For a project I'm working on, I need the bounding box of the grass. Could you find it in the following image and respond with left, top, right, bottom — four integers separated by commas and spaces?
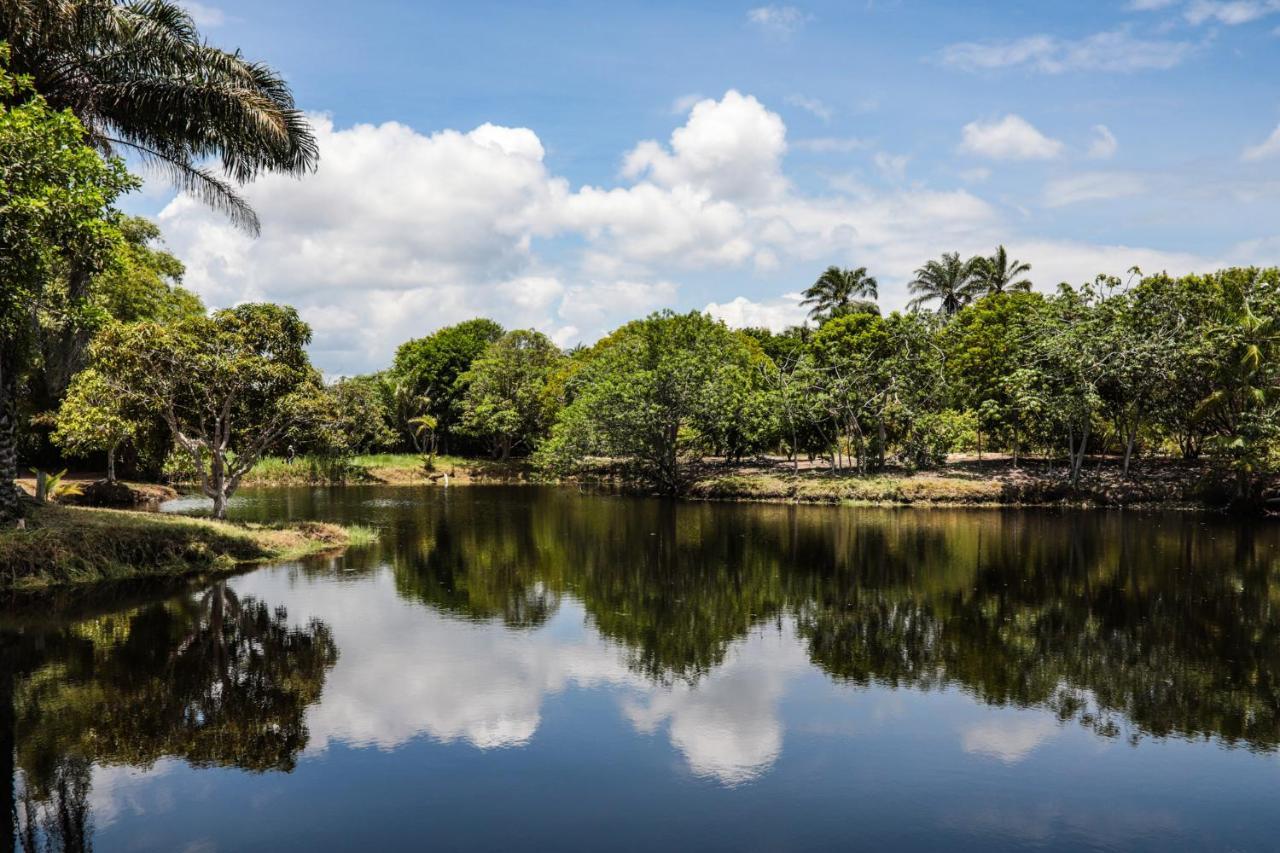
344, 524, 380, 548
239, 453, 532, 486
0, 504, 367, 592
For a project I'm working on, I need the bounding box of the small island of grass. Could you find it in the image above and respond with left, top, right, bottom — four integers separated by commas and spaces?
0, 504, 376, 592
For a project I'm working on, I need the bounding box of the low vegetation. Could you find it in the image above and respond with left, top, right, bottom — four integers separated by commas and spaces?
0, 504, 374, 591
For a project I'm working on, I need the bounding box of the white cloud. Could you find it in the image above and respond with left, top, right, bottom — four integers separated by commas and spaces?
704, 293, 808, 330
183, 1, 226, 27
1242, 122, 1280, 160
785, 94, 832, 122
622, 90, 789, 201
746, 5, 809, 36
1185, 0, 1280, 25
941, 29, 1195, 73
1043, 172, 1147, 207
960, 115, 1064, 161
1088, 124, 1119, 159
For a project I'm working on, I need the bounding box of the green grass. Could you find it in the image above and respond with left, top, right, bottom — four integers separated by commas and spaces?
240, 453, 531, 485
344, 524, 380, 548
0, 504, 362, 592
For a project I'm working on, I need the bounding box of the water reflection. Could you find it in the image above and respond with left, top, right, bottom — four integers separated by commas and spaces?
5, 487, 1280, 850
3, 583, 335, 851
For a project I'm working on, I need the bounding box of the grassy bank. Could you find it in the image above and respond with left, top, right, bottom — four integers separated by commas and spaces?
0, 504, 376, 592
682, 456, 1225, 508
238, 453, 531, 486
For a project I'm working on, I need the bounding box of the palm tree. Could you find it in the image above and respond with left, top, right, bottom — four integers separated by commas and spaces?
908, 252, 979, 316
0, 0, 319, 234
971, 245, 1033, 296
801, 266, 879, 321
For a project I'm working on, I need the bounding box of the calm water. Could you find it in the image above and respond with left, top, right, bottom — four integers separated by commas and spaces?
5, 486, 1280, 851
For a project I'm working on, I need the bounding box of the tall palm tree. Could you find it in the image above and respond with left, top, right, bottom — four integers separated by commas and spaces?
971, 245, 1032, 296
0, 0, 319, 234
908, 252, 979, 316
801, 265, 879, 321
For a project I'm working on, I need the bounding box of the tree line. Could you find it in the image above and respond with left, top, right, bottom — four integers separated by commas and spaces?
4, 3, 1278, 517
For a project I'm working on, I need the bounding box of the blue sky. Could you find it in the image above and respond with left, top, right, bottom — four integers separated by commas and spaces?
144, 0, 1280, 374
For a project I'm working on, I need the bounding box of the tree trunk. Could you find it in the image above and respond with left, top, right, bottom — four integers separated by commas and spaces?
210, 452, 229, 520
1122, 426, 1136, 479
212, 488, 229, 520
107, 444, 118, 483
0, 359, 20, 521
877, 419, 886, 470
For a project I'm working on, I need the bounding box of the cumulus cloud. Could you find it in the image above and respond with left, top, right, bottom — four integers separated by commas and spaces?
940, 30, 1195, 73
622, 90, 789, 201
704, 293, 809, 330
1242, 122, 1280, 160
1043, 172, 1146, 207
960, 115, 1063, 160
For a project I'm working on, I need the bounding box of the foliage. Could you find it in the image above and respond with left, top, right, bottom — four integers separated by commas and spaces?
801, 265, 879, 322
908, 252, 979, 316
537, 311, 774, 493
971, 245, 1033, 296
86, 304, 323, 517
0, 49, 135, 516
51, 368, 141, 481
459, 330, 565, 460
392, 318, 505, 452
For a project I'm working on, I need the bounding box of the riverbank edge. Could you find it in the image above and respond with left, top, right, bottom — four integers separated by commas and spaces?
0, 504, 372, 592
232, 454, 1248, 512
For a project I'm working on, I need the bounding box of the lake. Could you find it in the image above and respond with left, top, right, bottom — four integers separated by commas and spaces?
6, 486, 1280, 851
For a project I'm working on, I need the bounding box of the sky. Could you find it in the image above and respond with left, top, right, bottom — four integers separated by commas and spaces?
131, 0, 1280, 375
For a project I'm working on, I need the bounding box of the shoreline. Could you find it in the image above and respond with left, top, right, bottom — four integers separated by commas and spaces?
224, 452, 1258, 513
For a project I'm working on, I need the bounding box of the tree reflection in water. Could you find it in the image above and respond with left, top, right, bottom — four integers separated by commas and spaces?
389, 493, 1280, 750
2, 582, 336, 852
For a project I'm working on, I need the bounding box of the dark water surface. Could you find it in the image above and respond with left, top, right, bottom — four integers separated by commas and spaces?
6, 486, 1280, 851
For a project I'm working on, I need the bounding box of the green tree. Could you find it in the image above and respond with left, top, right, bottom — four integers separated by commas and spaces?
50, 368, 140, 481
971, 245, 1033, 296
811, 312, 894, 471
86, 304, 323, 518
800, 266, 879, 322
1, 0, 318, 233
943, 292, 1046, 458
0, 53, 134, 517
392, 319, 505, 453
30, 215, 203, 427
1193, 269, 1280, 500
908, 251, 979, 316
459, 330, 565, 460
538, 311, 771, 493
